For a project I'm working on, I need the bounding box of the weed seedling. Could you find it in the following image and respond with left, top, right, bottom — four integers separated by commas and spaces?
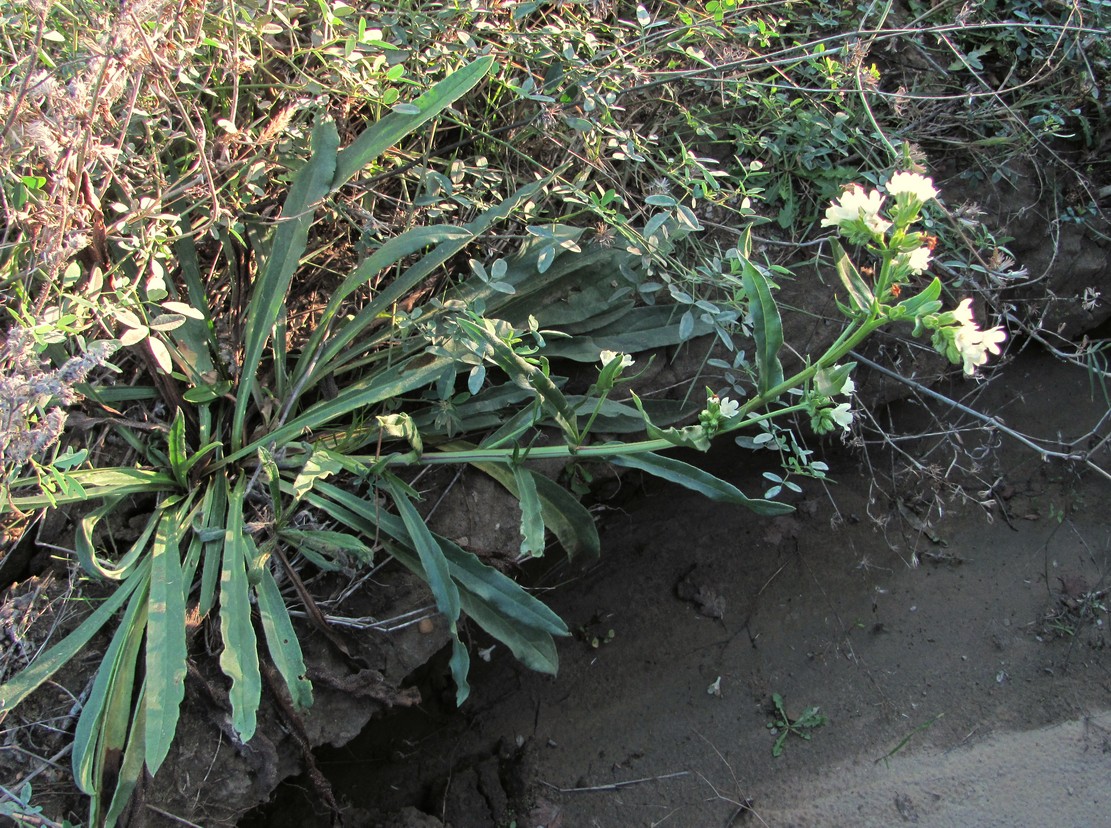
767, 693, 828, 757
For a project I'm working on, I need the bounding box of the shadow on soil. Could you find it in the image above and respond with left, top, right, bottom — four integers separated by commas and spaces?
246, 350, 1111, 827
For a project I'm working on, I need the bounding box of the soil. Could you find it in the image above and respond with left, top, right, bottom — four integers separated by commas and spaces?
245, 349, 1111, 827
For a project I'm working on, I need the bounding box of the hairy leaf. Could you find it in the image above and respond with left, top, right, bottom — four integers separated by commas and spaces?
256, 565, 314, 709
220, 479, 261, 742
145, 513, 188, 775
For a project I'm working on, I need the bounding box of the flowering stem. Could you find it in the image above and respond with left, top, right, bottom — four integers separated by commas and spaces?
723, 313, 886, 433
380, 403, 812, 467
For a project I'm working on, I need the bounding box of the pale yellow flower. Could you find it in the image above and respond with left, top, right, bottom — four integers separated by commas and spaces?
821, 185, 891, 236
896, 246, 932, 275
886, 171, 938, 202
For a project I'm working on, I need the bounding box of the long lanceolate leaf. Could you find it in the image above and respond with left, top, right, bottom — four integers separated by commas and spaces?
304, 482, 568, 670
145, 509, 188, 775
232, 118, 340, 449
71, 573, 149, 797
467, 459, 600, 559
307, 482, 568, 637
384, 478, 460, 625
383, 477, 471, 703
7, 468, 177, 511
740, 251, 785, 396
295, 182, 542, 394
220, 478, 261, 742
256, 564, 313, 709
610, 452, 795, 516
512, 465, 545, 557
331, 57, 495, 190
228, 352, 451, 465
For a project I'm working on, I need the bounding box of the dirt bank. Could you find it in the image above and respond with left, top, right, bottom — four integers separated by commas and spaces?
247, 349, 1110, 827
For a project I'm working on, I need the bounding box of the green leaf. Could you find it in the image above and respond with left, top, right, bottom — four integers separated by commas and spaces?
306, 483, 568, 672
332, 57, 494, 189
220, 479, 261, 742
258, 446, 284, 524
279, 528, 374, 566
6, 468, 177, 511
512, 465, 545, 557
610, 452, 794, 515
76, 501, 158, 580
629, 391, 711, 451
256, 565, 314, 709
384, 478, 460, 625
295, 182, 541, 395
832, 239, 875, 313
377, 412, 423, 455
467, 460, 600, 558
457, 589, 560, 674
291, 447, 347, 505
144, 512, 188, 775
233, 117, 340, 448
197, 479, 227, 618
72, 578, 148, 799
383, 478, 470, 703
166, 408, 188, 488
739, 234, 784, 396
455, 316, 580, 444
893, 276, 943, 318
103, 683, 148, 828
229, 353, 452, 465
436, 536, 568, 637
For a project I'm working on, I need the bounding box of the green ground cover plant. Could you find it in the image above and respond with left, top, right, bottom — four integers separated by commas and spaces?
0, 0, 1105, 823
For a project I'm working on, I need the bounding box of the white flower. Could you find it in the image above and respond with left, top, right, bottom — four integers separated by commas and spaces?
821, 185, 891, 236
600, 350, 634, 368
949, 299, 1007, 374
951, 297, 976, 326
954, 325, 1007, 374
886, 171, 938, 203
830, 402, 854, 430
896, 246, 932, 275
718, 396, 740, 418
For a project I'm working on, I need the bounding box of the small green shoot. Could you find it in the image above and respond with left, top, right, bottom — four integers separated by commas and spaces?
767, 692, 828, 757
874, 713, 944, 767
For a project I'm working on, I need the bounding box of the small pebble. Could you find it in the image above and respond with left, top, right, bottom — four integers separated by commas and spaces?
418, 617, 435, 634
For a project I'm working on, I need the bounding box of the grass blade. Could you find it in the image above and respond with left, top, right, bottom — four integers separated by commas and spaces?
70, 573, 149, 795
145, 510, 187, 775
611, 452, 795, 515
384, 477, 460, 625
103, 683, 148, 828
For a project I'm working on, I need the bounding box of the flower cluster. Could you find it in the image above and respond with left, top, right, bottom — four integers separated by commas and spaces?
928, 299, 1007, 375
822, 171, 939, 294
699, 392, 740, 436
807, 363, 856, 435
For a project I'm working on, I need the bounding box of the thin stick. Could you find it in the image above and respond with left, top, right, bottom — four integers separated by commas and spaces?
540, 771, 689, 794
849, 351, 1111, 483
